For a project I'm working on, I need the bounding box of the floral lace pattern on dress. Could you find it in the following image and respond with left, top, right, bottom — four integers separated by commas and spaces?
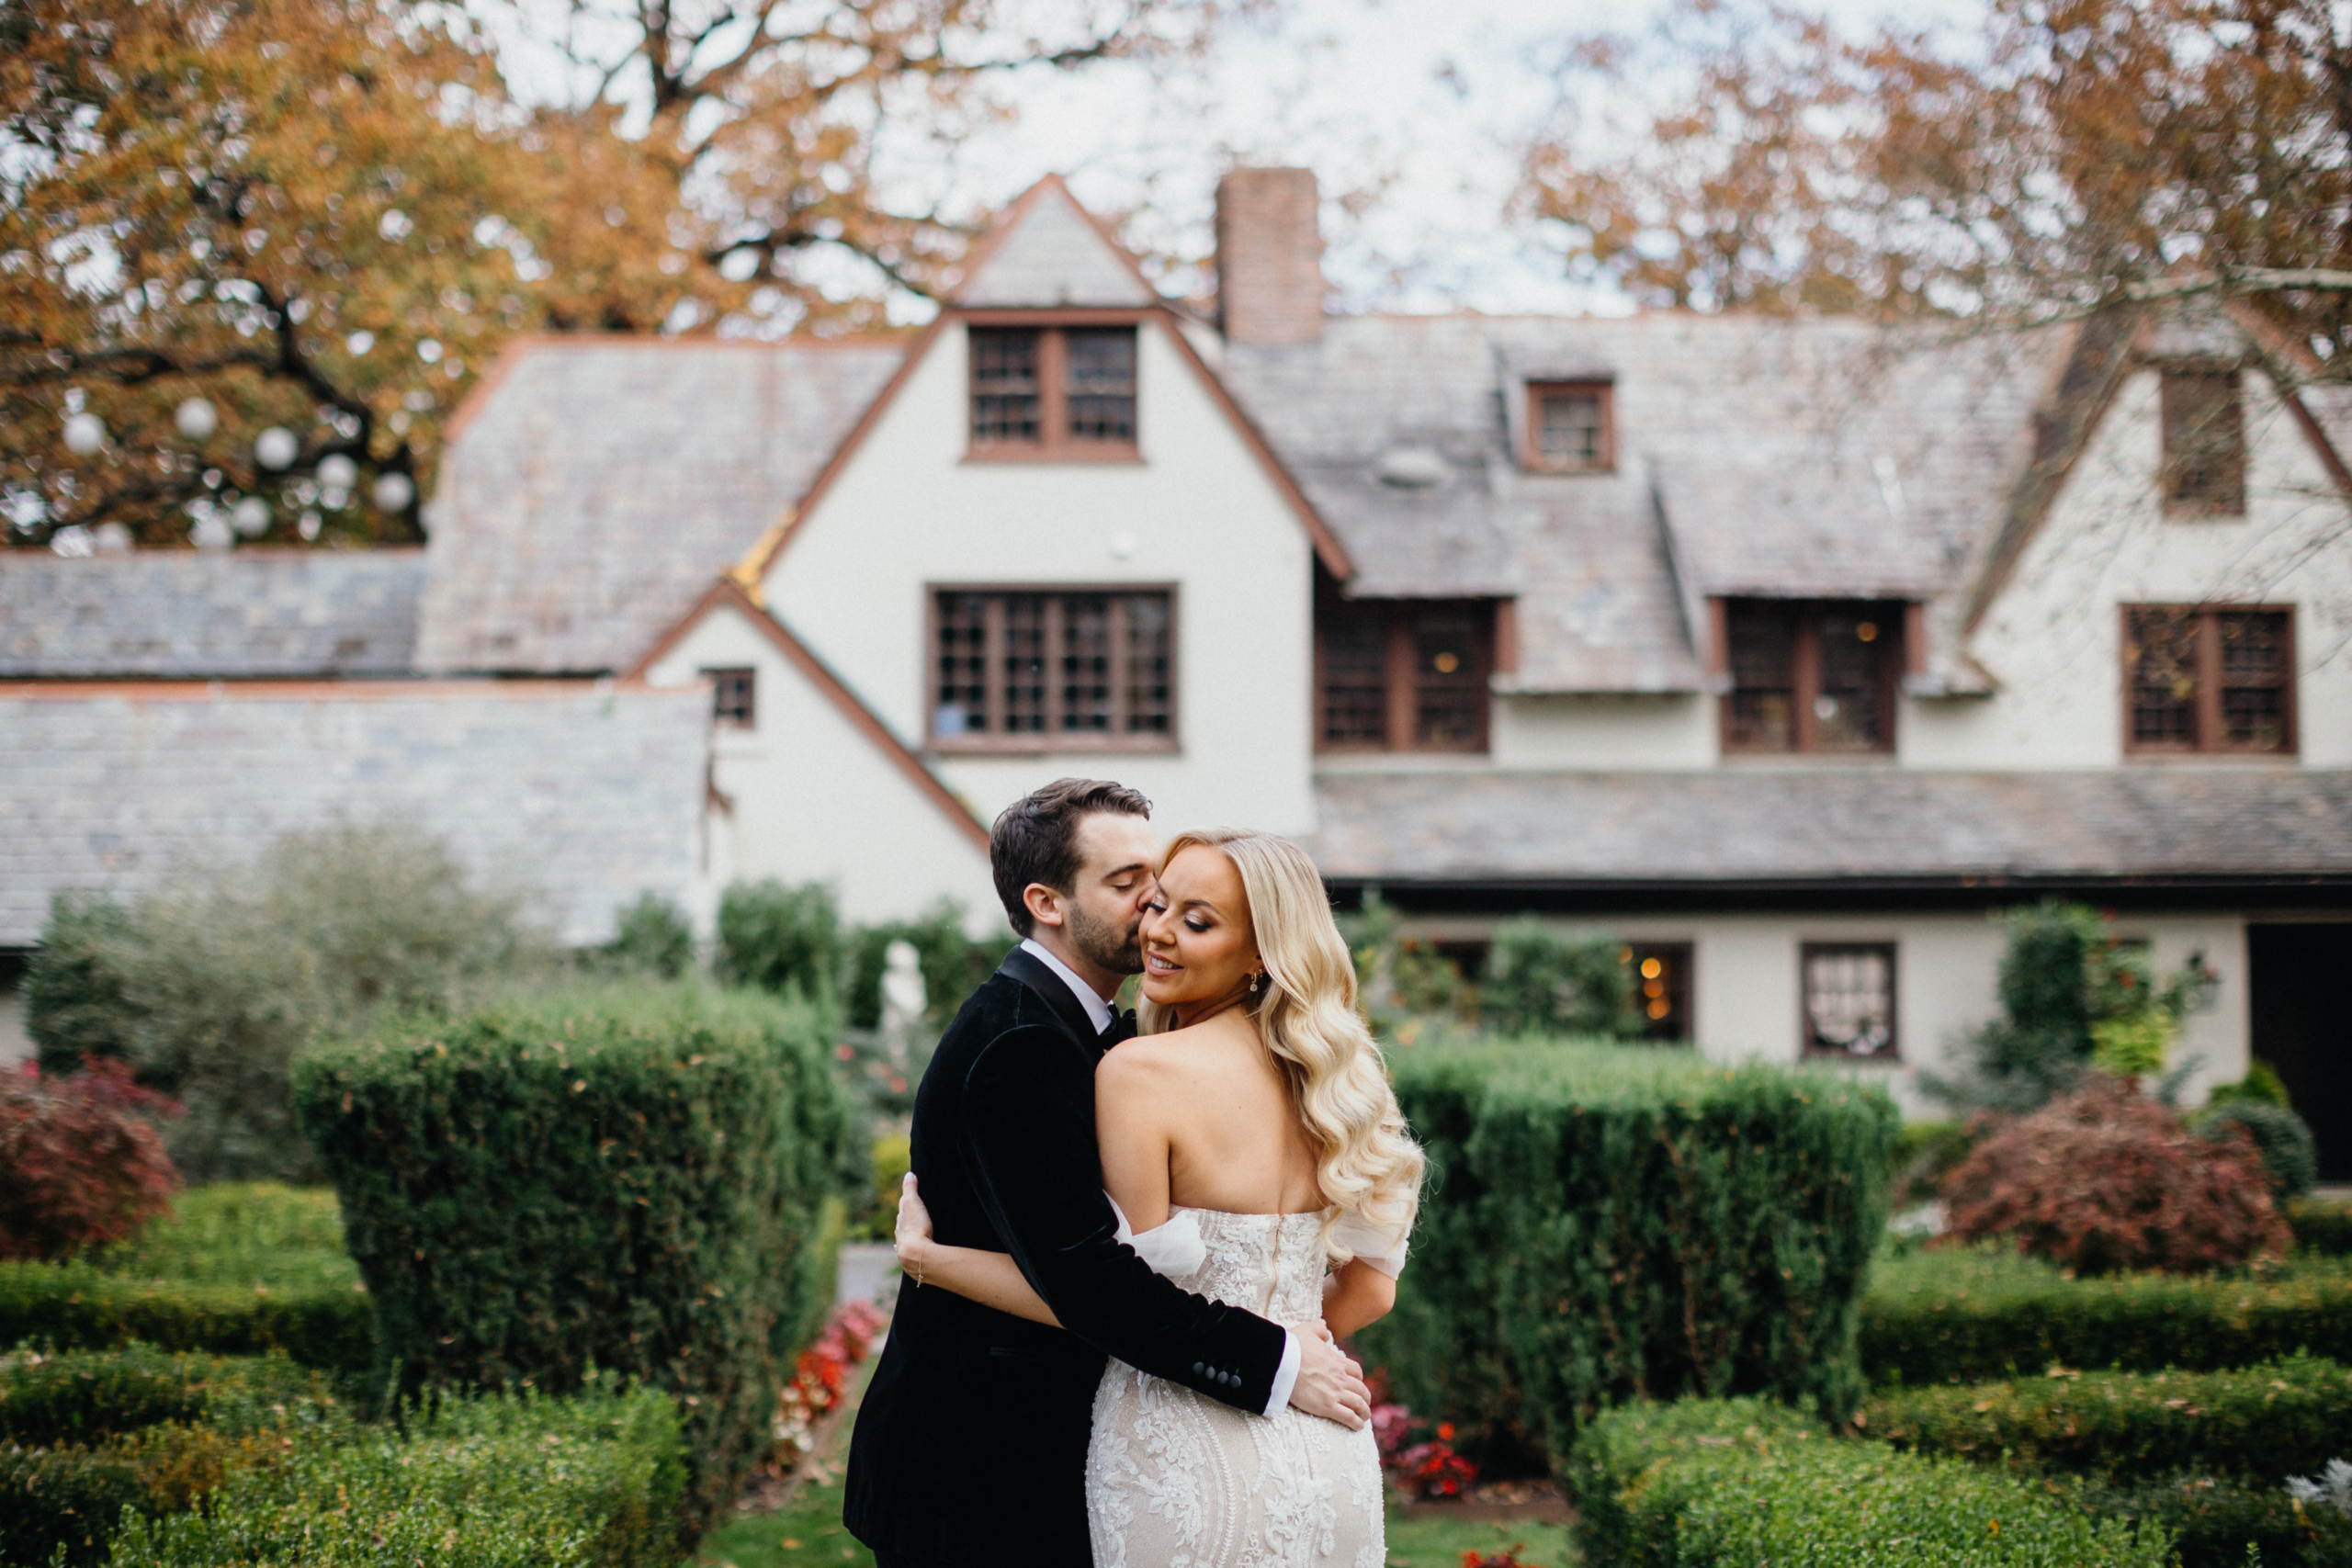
1085, 1208, 1386, 1568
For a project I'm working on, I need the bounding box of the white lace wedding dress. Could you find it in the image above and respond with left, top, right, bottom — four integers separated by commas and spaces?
1085, 1204, 1407, 1568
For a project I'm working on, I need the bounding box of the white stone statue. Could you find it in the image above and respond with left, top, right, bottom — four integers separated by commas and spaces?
879, 940, 927, 1068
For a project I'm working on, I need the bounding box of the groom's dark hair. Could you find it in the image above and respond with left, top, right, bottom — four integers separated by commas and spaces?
991, 778, 1153, 937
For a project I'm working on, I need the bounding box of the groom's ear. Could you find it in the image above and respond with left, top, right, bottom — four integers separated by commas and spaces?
1023, 882, 1069, 931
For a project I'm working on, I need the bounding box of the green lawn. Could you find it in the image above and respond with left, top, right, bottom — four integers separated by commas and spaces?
693, 1359, 1577, 1568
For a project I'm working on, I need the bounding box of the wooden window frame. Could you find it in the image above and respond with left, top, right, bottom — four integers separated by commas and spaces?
2158, 364, 2248, 519
1313, 595, 1497, 754
925, 583, 1180, 755
2120, 603, 2298, 756
1800, 941, 1900, 1061
1718, 597, 1904, 756
1524, 380, 1616, 474
964, 311, 1145, 464
705, 666, 755, 730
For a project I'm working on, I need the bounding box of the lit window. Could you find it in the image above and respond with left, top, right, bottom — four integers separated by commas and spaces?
1626, 942, 1694, 1042
1724, 599, 1902, 755
1803, 942, 1896, 1059
1315, 596, 1496, 752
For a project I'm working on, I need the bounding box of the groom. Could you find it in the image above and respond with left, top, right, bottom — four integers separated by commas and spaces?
843, 778, 1371, 1567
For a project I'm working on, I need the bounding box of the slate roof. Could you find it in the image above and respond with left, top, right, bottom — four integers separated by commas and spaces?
0, 551, 424, 677
0, 683, 706, 946
1306, 768, 2352, 886
415, 337, 907, 674
1220, 314, 2072, 693
951, 177, 1158, 308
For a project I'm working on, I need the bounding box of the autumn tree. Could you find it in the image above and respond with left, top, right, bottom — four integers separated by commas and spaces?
2, 0, 1218, 549
1521, 0, 2352, 367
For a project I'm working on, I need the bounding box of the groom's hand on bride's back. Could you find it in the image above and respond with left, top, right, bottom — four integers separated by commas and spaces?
1288, 1322, 1372, 1429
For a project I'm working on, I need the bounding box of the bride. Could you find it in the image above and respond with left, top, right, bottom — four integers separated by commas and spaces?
895, 827, 1424, 1568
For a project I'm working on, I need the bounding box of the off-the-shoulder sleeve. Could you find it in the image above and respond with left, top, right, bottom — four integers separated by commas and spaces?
1109, 1195, 1208, 1279
1329, 1209, 1410, 1279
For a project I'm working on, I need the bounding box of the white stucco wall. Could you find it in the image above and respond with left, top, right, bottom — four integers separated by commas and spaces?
765, 319, 1319, 842
1396, 909, 2251, 1119
643, 604, 998, 933
1487, 694, 1717, 771
1912, 367, 2352, 769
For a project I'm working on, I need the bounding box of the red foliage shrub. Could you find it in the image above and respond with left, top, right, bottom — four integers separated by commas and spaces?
0, 1059, 180, 1261
1940, 1074, 2288, 1275
1364, 1368, 1481, 1499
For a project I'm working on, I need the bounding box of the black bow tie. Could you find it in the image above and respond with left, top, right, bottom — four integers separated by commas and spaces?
1100, 1010, 1138, 1046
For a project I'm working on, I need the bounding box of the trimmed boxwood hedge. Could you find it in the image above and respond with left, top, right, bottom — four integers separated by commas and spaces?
2078, 1472, 2352, 1568
1, 1348, 353, 1567
1355, 1043, 1897, 1467
2290, 1200, 2352, 1258
104, 1381, 684, 1568
1567, 1396, 2174, 1568
1864, 1354, 2352, 1482
290, 983, 854, 1526
1860, 1247, 2352, 1386
3, 1348, 685, 1568
0, 1261, 373, 1370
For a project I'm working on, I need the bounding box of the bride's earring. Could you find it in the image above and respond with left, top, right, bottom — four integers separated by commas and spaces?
1249, 971, 1263, 996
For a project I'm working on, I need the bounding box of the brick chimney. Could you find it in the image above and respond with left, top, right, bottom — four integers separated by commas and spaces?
1216, 167, 1324, 345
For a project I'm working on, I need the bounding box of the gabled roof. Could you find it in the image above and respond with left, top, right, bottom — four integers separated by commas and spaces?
628, 578, 989, 851
1222, 313, 2068, 693
0, 679, 706, 947
415, 335, 907, 674
732, 180, 1355, 586
950, 175, 1159, 309
0, 550, 424, 678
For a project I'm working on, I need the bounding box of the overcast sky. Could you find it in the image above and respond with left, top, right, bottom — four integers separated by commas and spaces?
910, 0, 1984, 319
490, 0, 1984, 321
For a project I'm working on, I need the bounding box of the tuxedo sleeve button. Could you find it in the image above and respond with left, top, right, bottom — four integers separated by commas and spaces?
1192, 1362, 1205, 1377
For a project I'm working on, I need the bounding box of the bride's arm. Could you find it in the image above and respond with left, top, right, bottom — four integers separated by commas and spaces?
894, 1175, 1061, 1327
1321, 1260, 1396, 1338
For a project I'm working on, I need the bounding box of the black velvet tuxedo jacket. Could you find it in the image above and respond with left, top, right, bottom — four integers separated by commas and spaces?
842, 947, 1288, 1567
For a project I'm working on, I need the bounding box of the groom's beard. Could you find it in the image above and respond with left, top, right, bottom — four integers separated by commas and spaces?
1065, 899, 1145, 976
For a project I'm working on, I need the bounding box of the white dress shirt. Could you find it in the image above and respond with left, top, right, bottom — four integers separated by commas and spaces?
1014, 935, 1304, 1417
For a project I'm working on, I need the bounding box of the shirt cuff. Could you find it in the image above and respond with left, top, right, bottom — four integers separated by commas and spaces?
1262, 1329, 1303, 1418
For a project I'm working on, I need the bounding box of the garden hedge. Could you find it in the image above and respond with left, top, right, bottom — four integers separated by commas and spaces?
105, 1381, 684, 1568
1864, 1354, 2352, 1482
1355, 1043, 1897, 1467
0, 1184, 374, 1371
1860, 1247, 2352, 1385
0, 1261, 374, 1370
2290, 1200, 2352, 1258
1567, 1396, 2174, 1568
3, 1348, 685, 1568
2077, 1472, 2352, 1568
1, 1347, 352, 1566
290, 982, 855, 1526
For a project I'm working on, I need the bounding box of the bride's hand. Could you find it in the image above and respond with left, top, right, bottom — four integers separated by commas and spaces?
894, 1172, 935, 1279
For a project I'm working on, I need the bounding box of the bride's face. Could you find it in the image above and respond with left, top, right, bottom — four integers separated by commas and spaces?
1138, 845, 1261, 1014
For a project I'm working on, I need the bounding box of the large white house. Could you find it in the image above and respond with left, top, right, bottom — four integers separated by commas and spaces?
5, 171, 2348, 1159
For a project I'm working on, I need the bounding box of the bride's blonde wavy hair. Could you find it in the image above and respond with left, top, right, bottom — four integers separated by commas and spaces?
1138, 828, 1423, 1264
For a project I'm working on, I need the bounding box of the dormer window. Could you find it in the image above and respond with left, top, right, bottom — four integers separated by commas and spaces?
968, 324, 1139, 458
1721, 598, 1901, 754
2160, 367, 2246, 516
1527, 381, 1613, 472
